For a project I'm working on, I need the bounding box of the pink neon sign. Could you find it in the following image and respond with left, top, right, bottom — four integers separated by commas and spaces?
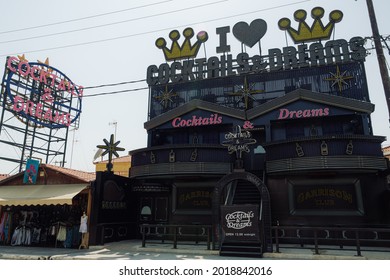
278, 108, 330, 120
172, 114, 223, 128
5, 56, 83, 128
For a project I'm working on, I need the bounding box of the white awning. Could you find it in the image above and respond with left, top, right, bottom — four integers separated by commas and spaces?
0, 184, 88, 206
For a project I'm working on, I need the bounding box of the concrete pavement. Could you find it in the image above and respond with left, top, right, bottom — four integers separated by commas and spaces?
0, 240, 389, 260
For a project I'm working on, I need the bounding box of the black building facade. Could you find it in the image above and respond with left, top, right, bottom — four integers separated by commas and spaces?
126, 10, 390, 252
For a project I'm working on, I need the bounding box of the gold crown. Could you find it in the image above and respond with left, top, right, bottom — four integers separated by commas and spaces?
155, 27, 208, 61
278, 7, 343, 43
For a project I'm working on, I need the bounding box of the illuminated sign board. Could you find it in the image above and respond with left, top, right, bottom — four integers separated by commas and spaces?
222, 125, 257, 159
147, 7, 366, 86
3, 55, 83, 128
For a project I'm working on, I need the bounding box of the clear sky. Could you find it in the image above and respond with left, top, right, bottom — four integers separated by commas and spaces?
0, 0, 389, 174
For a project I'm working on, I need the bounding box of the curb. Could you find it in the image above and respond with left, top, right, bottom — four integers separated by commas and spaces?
126, 245, 220, 255
262, 252, 367, 260
0, 254, 52, 260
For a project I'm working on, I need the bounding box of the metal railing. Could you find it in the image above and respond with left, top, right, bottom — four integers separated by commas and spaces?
96, 222, 136, 245
273, 225, 390, 256
140, 224, 213, 250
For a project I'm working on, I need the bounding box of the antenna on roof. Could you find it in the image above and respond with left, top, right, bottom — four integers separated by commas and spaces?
93, 148, 104, 162
109, 121, 118, 141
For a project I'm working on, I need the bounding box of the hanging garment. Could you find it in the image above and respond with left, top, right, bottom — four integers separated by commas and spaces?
0, 212, 7, 241
64, 227, 73, 248
50, 225, 56, 236
24, 227, 32, 245
40, 228, 47, 243
72, 225, 81, 247
3, 213, 12, 244
11, 226, 32, 246
20, 211, 28, 224
31, 228, 41, 244
56, 225, 67, 242
11, 227, 22, 246
79, 215, 88, 233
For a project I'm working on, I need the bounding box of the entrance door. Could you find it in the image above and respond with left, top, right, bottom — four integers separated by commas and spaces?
139, 196, 168, 223
138, 196, 169, 236
213, 171, 272, 253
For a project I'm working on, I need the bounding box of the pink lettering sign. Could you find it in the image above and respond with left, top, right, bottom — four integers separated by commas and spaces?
278, 108, 330, 120
5, 56, 82, 128
7, 56, 83, 98
172, 114, 223, 128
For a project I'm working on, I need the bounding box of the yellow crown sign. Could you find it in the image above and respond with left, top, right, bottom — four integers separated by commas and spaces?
278, 7, 343, 43
155, 27, 208, 61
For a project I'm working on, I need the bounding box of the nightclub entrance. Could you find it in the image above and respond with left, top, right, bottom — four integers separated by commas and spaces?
213, 171, 273, 257
132, 184, 170, 238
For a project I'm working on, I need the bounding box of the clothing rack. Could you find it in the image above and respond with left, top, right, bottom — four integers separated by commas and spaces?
1, 205, 84, 248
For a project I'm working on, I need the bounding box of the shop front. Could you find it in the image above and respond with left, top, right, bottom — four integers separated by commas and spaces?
0, 164, 93, 248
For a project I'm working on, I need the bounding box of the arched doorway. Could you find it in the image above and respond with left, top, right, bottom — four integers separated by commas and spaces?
212, 171, 272, 254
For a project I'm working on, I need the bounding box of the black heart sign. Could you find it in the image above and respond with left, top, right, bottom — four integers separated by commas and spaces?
233, 19, 267, 48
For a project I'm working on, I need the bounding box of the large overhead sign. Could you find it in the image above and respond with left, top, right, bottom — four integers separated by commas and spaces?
3, 55, 83, 129
147, 7, 366, 86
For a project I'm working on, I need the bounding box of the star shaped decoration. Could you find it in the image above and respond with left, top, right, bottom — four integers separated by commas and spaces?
154, 85, 178, 108
37, 57, 54, 75
96, 134, 125, 173
37, 57, 50, 65
324, 65, 354, 93
15, 54, 31, 82
229, 76, 264, 109
17, 54, 28, 62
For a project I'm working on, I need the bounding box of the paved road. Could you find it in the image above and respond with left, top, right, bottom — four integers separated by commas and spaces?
0, 240, 389, 260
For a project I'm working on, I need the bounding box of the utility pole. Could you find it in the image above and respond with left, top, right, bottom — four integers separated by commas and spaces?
366, 0, 390, 123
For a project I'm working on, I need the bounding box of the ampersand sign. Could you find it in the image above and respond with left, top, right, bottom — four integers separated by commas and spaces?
243, 121, 254, 129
